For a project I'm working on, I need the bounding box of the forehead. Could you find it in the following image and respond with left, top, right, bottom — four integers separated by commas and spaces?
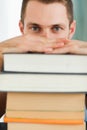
24, 1, 69, 25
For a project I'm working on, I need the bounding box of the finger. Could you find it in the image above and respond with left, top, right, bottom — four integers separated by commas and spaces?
45, 42, 65, 50
48, 38, 70, 48
70, 40, 87, 47
45, 47, 69, 54
49, 46, 87, 55
55, 38, 70, 44
39, 37, 70, 44
69, 48, 87, 55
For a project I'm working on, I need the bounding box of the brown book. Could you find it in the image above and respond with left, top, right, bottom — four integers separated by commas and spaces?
7, 122, 86, 130
6, 110, 84, 120
6, 93, 85, 111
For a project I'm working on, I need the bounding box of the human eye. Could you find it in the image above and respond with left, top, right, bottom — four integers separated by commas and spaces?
29, 24, 41, 33
52, 25, 63, 33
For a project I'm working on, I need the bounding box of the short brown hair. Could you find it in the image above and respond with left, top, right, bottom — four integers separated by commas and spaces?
21, 0, 73, 25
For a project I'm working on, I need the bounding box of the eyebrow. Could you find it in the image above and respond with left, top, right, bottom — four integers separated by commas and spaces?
26, 22, 66, 28
27, 23, 40, 27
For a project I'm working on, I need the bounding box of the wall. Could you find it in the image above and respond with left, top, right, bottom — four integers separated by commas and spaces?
73, 0, 87, 41
0, 0, 22, 41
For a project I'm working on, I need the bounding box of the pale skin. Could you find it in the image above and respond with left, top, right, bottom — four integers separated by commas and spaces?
0, 1, 87, 117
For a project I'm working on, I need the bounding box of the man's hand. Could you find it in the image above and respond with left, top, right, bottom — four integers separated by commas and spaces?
0, 34, 87, 55
0, 34, 65, 54
46, 39, 87, 55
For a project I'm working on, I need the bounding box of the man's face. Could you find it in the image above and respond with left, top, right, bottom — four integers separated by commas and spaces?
19, 1, 76, 39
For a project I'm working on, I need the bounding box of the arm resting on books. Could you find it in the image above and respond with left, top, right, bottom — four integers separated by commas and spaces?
0, 35, 64, 54
0, 35, 87, 55
46, 40, 87, 55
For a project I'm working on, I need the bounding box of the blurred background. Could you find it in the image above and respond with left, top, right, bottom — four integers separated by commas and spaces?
0, 0, 87, 41
73, 0, 87, 41
0, 0, 22, 41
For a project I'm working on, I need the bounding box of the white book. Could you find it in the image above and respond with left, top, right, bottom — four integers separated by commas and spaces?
0, 73, 87, 92
3, 53, 87, 73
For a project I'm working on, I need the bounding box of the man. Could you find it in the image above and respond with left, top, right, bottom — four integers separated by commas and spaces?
0, 0, 87, 55
0, 0, 87, 117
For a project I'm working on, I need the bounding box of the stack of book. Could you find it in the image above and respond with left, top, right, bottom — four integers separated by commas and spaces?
0, 53, 87, 130
5, 92, 85, 130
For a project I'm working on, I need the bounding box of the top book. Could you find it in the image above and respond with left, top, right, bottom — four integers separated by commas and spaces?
3, 53, 87, 73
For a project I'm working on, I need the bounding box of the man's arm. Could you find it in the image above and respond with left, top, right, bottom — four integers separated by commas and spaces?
46, 39, 87, 54
0, 34, 64, 54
